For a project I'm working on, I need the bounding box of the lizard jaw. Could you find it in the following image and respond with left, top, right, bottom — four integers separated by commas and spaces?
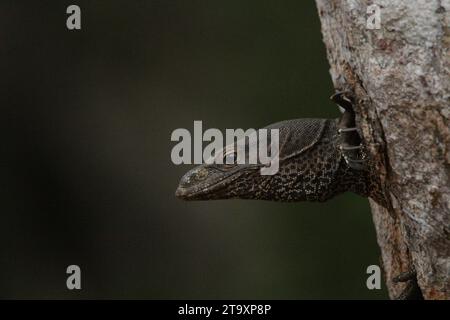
175, 167, 243, 201
175, 178, 232, 200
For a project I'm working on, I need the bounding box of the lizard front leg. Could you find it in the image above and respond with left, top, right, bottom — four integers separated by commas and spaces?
330, 91, 366, 170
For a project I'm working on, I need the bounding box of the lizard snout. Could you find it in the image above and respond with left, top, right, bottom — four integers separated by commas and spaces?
175, 185, 189, 199
175, 167, 210, 200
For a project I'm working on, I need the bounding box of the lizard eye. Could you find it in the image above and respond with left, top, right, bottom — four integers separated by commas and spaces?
223, 151, 238, 165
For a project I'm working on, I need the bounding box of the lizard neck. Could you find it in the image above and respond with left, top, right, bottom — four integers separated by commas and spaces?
257, 119, 370, 202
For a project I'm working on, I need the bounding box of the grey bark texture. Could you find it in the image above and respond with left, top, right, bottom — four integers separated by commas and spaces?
315, 0, 450, 299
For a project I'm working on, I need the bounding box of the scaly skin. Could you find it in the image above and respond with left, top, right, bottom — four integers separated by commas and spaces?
175, 118, 370, 202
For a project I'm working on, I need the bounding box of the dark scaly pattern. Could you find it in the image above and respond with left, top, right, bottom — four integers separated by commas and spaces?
251, 119, 369, 202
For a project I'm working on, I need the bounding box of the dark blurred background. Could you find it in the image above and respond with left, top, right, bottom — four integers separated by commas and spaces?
1, 1, 387, 299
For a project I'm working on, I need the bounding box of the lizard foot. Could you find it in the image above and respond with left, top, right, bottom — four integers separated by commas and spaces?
392, 270, 424, 300
330, 91, 366, 170
330, 91, 354, 113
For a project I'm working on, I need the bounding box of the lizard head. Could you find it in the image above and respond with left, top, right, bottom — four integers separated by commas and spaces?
175, 137, 268, 200
175, 119, 339, 201
175, 161, 264, 201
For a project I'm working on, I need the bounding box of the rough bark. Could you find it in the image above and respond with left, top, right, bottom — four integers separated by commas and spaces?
315, 0, 450, 299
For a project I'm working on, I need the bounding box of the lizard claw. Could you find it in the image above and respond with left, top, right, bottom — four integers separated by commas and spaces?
393, 270, 417, 283
330, 91, 354, 113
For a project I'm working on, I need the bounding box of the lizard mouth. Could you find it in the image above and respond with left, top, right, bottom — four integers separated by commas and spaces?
175, 170, 242, 200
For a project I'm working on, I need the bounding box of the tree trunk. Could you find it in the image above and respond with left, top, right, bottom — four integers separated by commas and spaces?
315, 0, 450, 299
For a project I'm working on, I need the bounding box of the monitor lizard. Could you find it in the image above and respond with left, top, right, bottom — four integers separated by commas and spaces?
175, 92, 422, 300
